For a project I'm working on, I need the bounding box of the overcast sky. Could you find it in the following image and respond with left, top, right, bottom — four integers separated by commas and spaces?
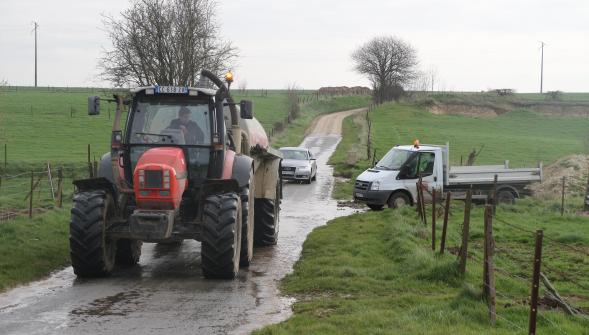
1, 0, 588, 92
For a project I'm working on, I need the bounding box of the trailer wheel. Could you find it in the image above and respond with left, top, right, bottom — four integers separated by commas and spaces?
70, 190, 117, 277
387, 192, 411, 209
240, 172, 255, 267
201, 193, 242, 279
497, 190, 516, 205
254, 183, 280, 246
115, 239, 142, 266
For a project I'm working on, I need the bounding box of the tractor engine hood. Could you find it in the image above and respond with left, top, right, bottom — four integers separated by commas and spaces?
133, 147, 188, 210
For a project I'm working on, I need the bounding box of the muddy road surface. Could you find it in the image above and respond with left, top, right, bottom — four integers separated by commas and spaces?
0, 109, 365, 335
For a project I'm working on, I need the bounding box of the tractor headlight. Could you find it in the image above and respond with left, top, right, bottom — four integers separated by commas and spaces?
370, 181, 380, 191
163, 170, 170, 189
138, 169, 145, 188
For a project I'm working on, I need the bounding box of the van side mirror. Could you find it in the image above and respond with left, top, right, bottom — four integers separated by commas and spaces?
88, 96, 100, 115
240, 100, 253, 119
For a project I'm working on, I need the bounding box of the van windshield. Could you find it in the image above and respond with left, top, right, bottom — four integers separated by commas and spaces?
375, 149, 416, 170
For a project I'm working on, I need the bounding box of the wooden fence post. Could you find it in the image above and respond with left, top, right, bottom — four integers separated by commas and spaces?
528, 230, 544, 335
87, 144, 93, 178
56, 168, 63, 208
561, 176, 566, 216
483, 205, 496, 325
29, 171, 34, 218
458, 189, 472, 274
492, 174, 498, 215
416, 181, 423, 222
440, 191, 452, 255
432, 188, 436, 251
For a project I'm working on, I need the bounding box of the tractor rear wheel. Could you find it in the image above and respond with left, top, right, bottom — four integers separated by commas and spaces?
69, 190, 117, 277
254, 183, 280, 246
115, 239, 142, 266
201, 193, 242, 279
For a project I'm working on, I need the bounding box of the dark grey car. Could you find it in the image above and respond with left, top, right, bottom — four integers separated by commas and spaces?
279, 147, 317, 184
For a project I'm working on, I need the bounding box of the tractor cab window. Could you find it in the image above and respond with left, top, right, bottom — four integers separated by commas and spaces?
130, 98, 211, 146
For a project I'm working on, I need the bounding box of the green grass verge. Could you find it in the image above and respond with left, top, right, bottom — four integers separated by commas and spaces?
0, 209, 71, 291
255, 200, 589, 334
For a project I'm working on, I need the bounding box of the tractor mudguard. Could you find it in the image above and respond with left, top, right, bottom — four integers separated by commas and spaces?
73, 177, 118, 202
201, 179, 240, 196
231, 155, 254, 188
98, 152, 114, 183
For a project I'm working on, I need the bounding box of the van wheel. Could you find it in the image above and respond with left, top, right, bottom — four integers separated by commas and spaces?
497, 190, 516, 205
387, 192, 410, 209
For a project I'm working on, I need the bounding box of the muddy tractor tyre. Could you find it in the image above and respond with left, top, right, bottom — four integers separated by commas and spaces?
69, 190, 117, 277
239, 182, 255, 267
387, 192, 411, 209
201, 193, 242, 279
115, 239, 142, 266
253, 181, 280, 247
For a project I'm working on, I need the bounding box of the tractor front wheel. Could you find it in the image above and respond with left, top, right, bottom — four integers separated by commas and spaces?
69, 190, 117, 277
201, 193, 242, 279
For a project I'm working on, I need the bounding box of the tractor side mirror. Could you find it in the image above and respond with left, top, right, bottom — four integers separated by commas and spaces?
88, 96, 100, 115
240, 100, 253, 119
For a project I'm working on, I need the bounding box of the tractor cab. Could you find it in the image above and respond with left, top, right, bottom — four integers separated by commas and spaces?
124, 86, 217, 189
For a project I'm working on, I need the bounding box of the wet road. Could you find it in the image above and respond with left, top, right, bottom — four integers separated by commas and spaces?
0, 129, 358, 334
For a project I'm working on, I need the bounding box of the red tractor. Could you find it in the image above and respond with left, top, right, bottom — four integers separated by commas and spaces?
71, 70, 282, 279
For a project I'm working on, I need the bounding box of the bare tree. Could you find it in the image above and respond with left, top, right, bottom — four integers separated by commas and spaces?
351, 36, 417, 103
100, 0, 237, 87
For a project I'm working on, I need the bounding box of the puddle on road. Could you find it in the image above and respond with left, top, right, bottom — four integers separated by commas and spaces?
70, 290, 142, 317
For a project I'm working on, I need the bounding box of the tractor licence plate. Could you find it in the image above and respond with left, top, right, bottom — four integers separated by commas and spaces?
355, 192, 364, 198
155, 86, 188, 94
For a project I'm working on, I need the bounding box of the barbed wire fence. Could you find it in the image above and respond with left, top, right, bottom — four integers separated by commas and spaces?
0, 163, 90, 223
415, 183, 589, 333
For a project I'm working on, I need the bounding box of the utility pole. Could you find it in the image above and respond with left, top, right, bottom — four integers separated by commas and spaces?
32, 21, 39, 87
539, 41, 545, 94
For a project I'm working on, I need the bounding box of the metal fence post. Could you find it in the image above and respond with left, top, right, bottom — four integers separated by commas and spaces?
440, 191, 452, 255
528, 230, 543, 335
458, 189, 472, 274
483, 205, 496, 325
432, 188, 436, 251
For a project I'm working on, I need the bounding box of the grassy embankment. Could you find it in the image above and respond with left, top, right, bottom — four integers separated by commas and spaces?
258, 97, 589, 334
0, 87, 368, 291
256, 204, 589, 334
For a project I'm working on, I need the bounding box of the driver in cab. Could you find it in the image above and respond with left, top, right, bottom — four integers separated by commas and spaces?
168, 106, 204, 144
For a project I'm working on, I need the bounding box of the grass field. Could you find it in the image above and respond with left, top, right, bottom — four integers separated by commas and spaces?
331, 102, 589, 199
255, 202, 589, 334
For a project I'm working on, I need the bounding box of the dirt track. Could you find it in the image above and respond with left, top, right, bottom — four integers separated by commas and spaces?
306, 108, 366, 136
0, 108, 363, 335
